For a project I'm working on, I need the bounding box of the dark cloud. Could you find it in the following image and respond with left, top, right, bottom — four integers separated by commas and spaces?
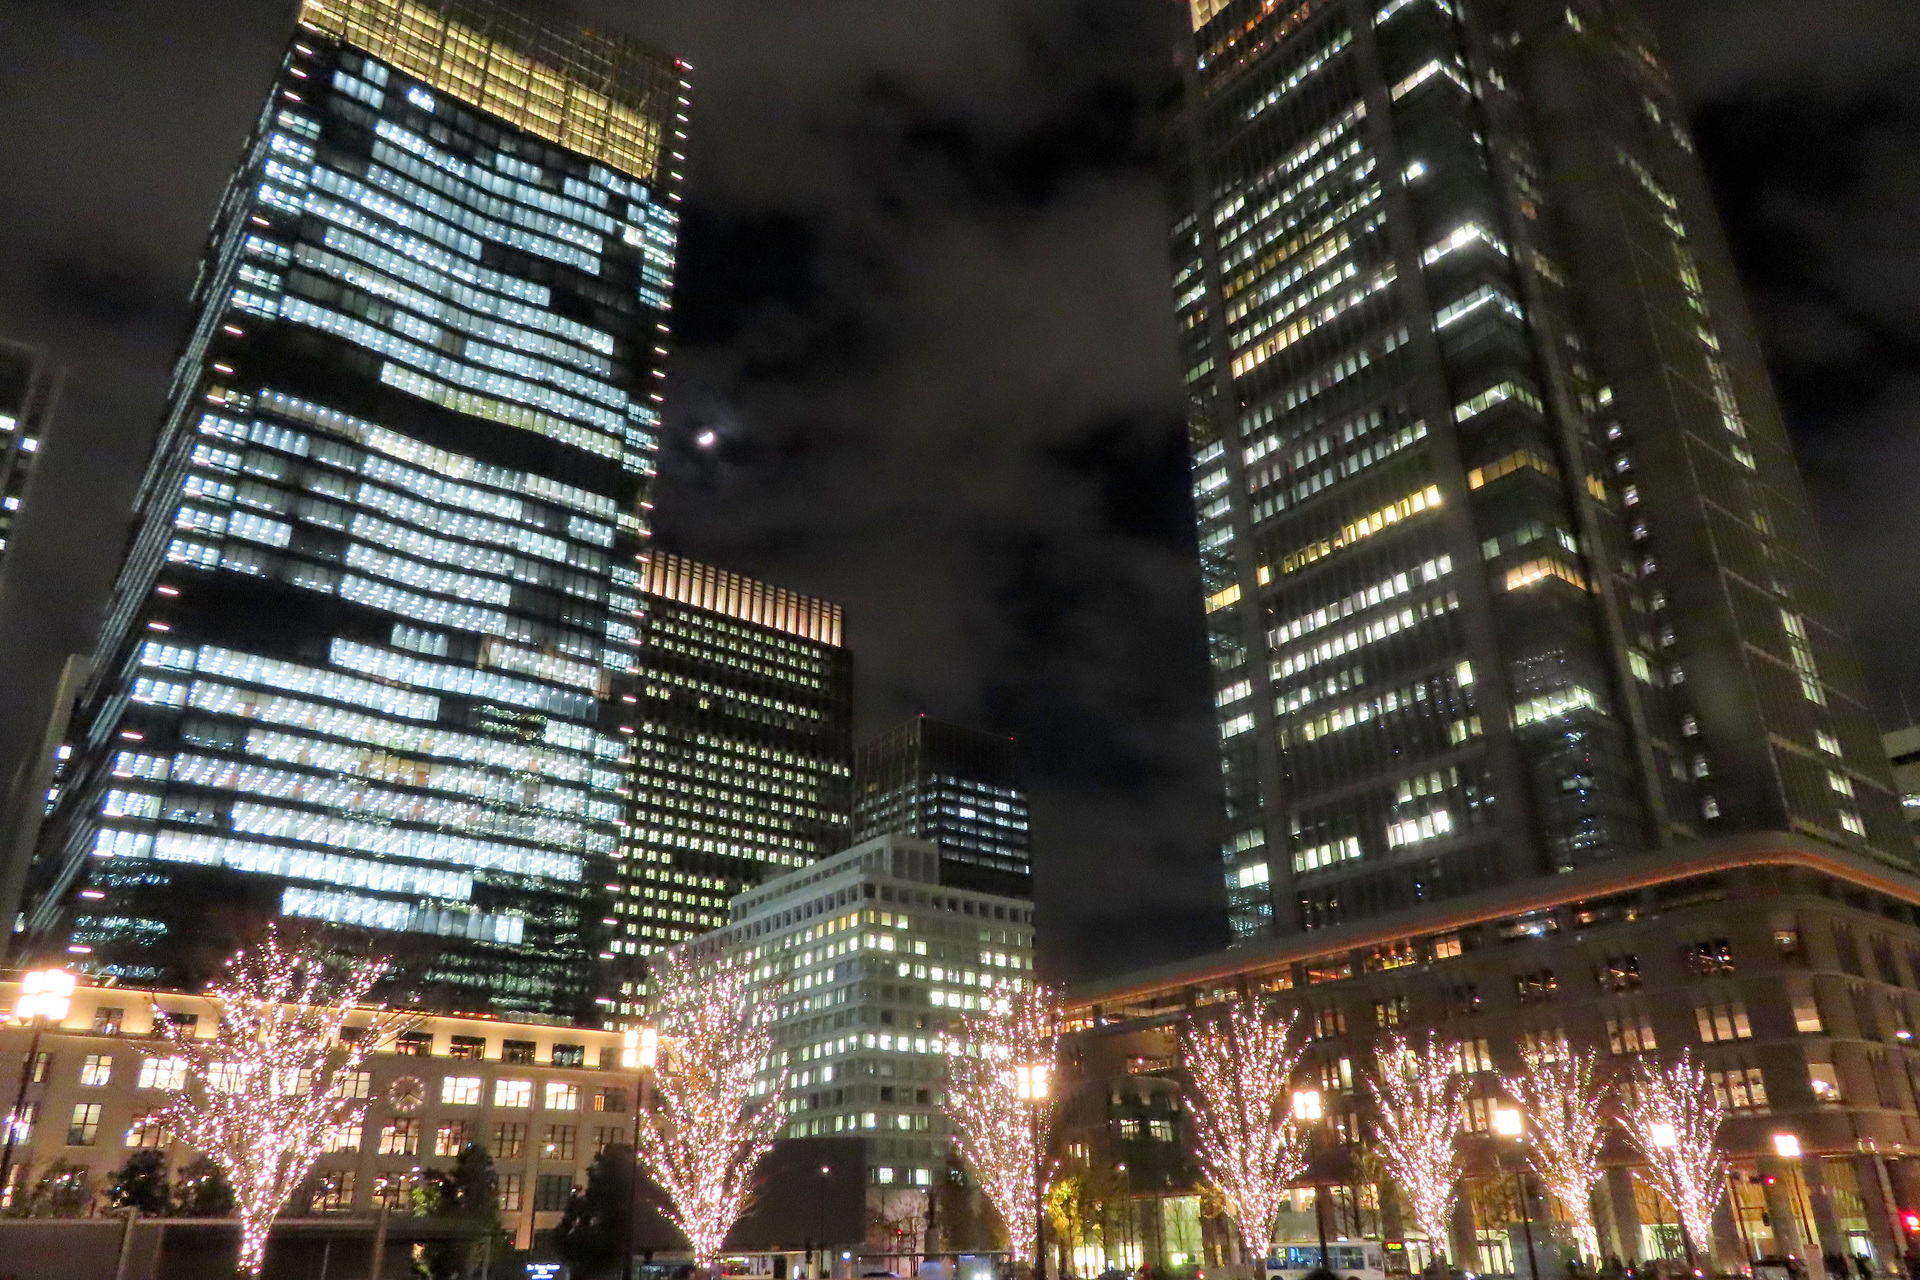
0, 0, 1914, 986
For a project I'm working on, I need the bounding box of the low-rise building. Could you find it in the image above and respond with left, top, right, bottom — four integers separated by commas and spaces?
0, 981, 632, 1250
1062, 834, 1920, 1276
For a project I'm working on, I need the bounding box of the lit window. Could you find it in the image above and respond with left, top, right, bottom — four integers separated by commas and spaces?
66, 1104, 102, 1147
441, 1076, 482, 1106
136, 1057, 187, 1091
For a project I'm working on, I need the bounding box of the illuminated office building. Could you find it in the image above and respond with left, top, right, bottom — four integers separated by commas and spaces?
600, 552, 851, 1019
1172, 0, 1907, 940
17, 0, 688, 1021
0, 339, 61, 568
672, 833, 1037, 1190
852, 717, 1030, 897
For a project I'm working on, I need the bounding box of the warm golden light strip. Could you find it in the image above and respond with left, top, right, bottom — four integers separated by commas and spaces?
299, 0, 671, 182
642, 551, 844, 647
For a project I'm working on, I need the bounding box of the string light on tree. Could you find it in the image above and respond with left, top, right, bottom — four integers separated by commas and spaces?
944, 984, 1060, 1266
632, 949, 785, 1272
1500, 1039, 1608, 1261
157, 926, 414, 1277
1180, 997, 1309, 1262
1621, 1051, 1728, 1271
1366, 1033, 1463, 1265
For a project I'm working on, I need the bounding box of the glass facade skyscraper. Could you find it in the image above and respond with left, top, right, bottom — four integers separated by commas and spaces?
851, 717, 1030, 897
1173, 0, 1907, 940
601, 551, 852, 1023
18, 0, 686, 1020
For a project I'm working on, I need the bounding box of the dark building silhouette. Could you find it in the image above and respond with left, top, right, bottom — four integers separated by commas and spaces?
852, 717, 1030, 897
1171, 0, 1907, 941
0, 339, 61, 582
18, 0, 688, 1021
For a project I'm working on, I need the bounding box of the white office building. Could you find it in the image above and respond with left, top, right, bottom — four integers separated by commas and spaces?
669, 833, 1036, 1188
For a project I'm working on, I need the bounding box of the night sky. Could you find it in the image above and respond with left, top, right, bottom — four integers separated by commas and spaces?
0, 1, 1914, 985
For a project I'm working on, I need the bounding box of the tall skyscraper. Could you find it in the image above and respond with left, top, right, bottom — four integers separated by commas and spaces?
16, 0, 687, 1021
601, 551, 852, 1022
852, 717, 1030, 897
0, 339, 61, 570
1172, 0, 1906, 940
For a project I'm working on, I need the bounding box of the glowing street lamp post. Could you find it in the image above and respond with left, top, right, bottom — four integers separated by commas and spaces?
1492, 1109, 1539, 1280
1293, 1088, 1332, 1272
1773, 1133, 1820, 1264
1649, 1122, 1697, 1274
622, 1026, 660, 1280
0, 969, 74, 1204
1016, 1062, 1050, 1280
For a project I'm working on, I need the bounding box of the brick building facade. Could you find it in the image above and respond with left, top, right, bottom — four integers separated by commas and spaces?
1063, 835, 1920, 1274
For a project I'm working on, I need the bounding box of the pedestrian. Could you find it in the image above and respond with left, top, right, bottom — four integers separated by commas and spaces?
1854, 1255, 1874, 1280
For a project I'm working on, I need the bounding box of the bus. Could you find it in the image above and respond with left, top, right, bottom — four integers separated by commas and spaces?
1264, 1242, 1388, 1280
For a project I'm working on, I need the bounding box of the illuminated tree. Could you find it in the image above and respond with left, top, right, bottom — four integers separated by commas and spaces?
633, 948, 785, 1271
1501, 1040, 1608, 1261
1366, 1034, 1463, 1263
1180, 997, 1309, 1260
945, 984, 1060, 1266
159, 926, 411, 1276
1620, 1052, 1727, 1265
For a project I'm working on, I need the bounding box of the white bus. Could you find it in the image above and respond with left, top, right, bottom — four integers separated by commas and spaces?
1264, 1242, 1389, 1280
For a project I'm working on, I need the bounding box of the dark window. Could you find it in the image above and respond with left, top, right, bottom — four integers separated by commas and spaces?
1597, 956, 1641, 992
1515, 970, 1558, 1003
1835, 925, 1865, 976
534, 1174, 573, 1212
551, 1043, 585, 1067
502, 1040, 537, 1065
593, 1088, 627, 1113
1687, 939, 1735, 976
153, 1011, 198, 1035
492, 1122, 527, 1159
1852, 986, 1883, 1041
1872, 939, 1904, 987
92, 1008, 124, 1036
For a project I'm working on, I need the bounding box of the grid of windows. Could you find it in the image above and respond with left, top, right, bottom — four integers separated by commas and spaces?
24, 0, 684, 1021
1175, 0, 1909, 940
669, 835, 1033, 1189
604, 560, 851, 1004
852, 719, 1030, 898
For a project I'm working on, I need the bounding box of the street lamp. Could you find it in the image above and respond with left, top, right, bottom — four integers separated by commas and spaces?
1016, 1062, 1050, 1280
0, 968, 74, 1203
1773, 1134, 1819, 1263
621, 1025, 661, 1280
1292, 1089, 1331, 1271
1648, 1123, 1697, 1274
1492, 1109, 1538, 1280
